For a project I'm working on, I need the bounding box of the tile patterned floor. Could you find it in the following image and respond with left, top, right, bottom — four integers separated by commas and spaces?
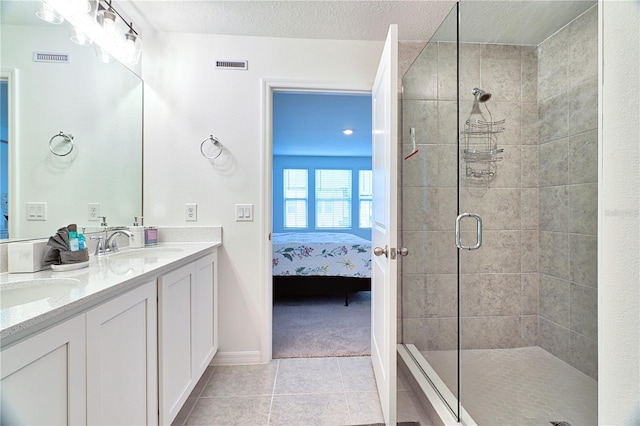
172, 356, 432, 426
423, 346, 598, 426
172, 356, 382, 425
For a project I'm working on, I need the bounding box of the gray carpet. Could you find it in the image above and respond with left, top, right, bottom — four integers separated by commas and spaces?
272, 291, 371, 358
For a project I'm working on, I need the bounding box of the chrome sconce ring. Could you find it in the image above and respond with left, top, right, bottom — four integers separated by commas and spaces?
200, 135, 223, 160
49, 131, 74, 157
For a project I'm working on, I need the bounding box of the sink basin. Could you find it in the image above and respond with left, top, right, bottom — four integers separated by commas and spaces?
108, 247, 185, 259
1, 278, 81, 309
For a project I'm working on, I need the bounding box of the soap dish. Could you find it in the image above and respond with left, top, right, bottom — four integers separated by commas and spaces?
51, 260, 90, 272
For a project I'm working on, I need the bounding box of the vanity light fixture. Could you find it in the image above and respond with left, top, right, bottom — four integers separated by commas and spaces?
38, 0, 143, 66
343, 129, 354, 135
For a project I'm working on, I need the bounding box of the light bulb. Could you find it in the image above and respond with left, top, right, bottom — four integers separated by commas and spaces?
71, 26, 92, 46
101, 9, 117, 35
100, 47, 110, 63
36, 2, 64, 24
123, 29, 141, 64
68, 0, 91, 13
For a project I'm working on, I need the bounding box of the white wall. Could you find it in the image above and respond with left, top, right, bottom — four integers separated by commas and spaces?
599, 1, 640, 423
142, 32, 383, 359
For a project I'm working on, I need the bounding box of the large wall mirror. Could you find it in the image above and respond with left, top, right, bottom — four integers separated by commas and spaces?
1, 0, 143, 241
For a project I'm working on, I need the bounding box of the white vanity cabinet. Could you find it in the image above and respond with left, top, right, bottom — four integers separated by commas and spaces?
0, 315, 87, 425
158, 252, 217, 425
1, 243, 219, 426
86, 280, 158, 425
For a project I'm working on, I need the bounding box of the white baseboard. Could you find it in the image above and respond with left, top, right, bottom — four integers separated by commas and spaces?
210, 351, 263, 366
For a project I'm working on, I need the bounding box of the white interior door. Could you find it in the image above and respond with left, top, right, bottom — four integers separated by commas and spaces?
370, 24, 398, 426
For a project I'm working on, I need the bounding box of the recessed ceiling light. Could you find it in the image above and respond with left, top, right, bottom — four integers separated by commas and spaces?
343, 129, 354, 135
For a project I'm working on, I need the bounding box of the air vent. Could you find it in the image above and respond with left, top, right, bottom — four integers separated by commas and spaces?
214, 60, 248, 70
33, 52, 70, 64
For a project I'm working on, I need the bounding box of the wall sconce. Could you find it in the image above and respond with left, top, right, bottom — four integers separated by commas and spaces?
36, 0, 142, 66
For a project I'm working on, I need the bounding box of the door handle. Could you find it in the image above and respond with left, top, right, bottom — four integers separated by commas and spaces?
374, 246, 408, 259
455, 213, 482, 250
373, 246, 388, 257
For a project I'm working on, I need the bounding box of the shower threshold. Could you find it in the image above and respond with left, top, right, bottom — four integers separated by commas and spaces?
398, 345, 477, 425
399, 345, 597, 426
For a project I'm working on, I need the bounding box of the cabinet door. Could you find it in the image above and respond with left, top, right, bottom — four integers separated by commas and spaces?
192, 252, 217, 378
158, 263, 195, 425
86, 281, 158, 425
1, 315, 86, 425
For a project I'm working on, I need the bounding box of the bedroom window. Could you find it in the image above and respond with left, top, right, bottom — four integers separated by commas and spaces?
283, 169, 308, 228
315, 169, 352, 229
359, 170, 373, 228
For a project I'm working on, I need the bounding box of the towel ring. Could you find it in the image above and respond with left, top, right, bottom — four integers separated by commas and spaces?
200, 135, 223, 159
49, 131, 74, 157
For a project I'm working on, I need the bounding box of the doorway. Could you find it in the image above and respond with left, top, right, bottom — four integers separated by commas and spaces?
270, 90, 373, 359
1, 77, 10, 239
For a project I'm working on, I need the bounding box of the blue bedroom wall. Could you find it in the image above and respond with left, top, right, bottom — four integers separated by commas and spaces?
1, 81, 8, 238
273, 91, 372, 157
273, 156, 372, 240
272, 91, 372, 240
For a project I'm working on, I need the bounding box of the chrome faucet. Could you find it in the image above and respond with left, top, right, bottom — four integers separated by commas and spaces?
105, 229, 133, 253
91, 227, 133, 255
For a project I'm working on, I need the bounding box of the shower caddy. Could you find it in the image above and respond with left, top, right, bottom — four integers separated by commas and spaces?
462, 88, 504, 180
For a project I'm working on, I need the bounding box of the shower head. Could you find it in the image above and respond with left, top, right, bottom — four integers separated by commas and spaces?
472, 88, 491, 103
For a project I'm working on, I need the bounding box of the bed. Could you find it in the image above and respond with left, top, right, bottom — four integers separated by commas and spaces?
272, 232, 372, 305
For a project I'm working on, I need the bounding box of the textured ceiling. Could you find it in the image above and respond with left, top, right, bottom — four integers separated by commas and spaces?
2, 1, 597, 45
119, 0, 456, 41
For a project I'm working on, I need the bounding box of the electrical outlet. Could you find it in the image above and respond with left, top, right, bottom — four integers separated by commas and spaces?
235, 204, 253, 222
185, 203, 197, 222
88, 203, 101, 221
27, 202, 47, 221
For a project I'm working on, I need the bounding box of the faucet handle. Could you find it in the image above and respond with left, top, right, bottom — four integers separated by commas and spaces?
90, 235, 105, 256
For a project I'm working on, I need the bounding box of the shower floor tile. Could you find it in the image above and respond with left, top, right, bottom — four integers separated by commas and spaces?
422, 346, 597, 426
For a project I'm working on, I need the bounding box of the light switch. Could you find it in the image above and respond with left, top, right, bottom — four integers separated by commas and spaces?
235, 204, 253, 222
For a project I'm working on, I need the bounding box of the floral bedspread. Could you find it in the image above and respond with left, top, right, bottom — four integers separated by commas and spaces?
272, 232, 372, 278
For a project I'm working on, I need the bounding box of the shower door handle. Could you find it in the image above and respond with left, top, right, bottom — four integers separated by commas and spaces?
455, 213, 483, 250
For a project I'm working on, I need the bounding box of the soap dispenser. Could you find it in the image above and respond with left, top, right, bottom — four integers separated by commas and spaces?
130, 216, 145, 249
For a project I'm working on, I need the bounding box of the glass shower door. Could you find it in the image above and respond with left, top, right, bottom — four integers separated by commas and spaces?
401, 1, 598, 424
400, 2, 461, 420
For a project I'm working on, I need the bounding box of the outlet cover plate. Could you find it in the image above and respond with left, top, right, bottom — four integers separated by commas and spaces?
186, 203, 197, 222
88, 203, 100, 221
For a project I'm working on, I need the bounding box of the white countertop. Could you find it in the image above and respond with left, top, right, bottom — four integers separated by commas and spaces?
0, 242, 220, 347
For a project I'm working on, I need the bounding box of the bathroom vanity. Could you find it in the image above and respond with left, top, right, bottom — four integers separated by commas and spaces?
0, 241, 220, 425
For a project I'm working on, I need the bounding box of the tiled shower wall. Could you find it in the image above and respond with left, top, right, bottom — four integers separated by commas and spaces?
401, 40, 540, 351
537, 6, 598, 380
400, 5, 598, 380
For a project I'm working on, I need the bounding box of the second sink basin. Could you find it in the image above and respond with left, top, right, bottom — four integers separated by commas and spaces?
1, 278, 81, 309
108, 246, 185, 259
